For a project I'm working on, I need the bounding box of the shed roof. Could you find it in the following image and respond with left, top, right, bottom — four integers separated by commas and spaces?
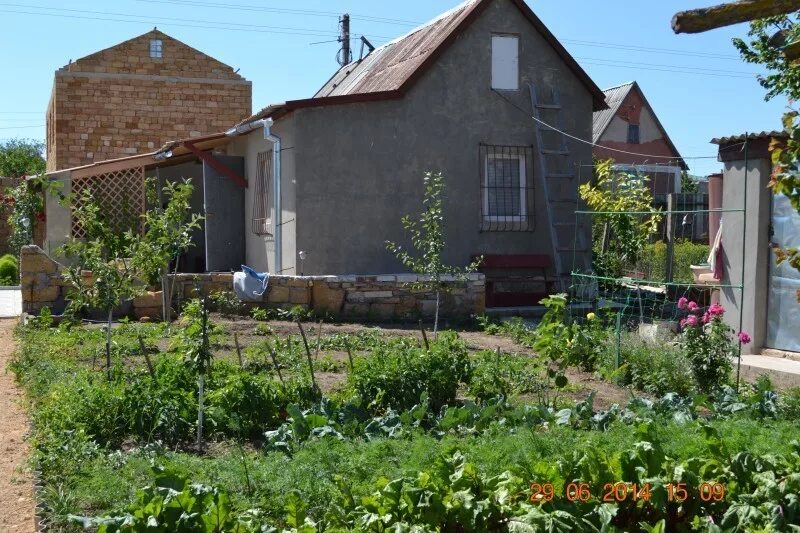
710, 130, 787, 145
239, 0, 606, 127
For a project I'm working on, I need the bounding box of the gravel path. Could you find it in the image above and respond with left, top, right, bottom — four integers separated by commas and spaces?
0, 318, 35, 532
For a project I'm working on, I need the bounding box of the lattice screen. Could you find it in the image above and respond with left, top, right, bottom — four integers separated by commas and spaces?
71, 167, 145, 238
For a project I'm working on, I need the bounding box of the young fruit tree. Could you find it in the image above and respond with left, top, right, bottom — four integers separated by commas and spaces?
59, 190, 140, 380
386, 172, 482, 337
129, 179, 203, 322
175, 298, 213, 450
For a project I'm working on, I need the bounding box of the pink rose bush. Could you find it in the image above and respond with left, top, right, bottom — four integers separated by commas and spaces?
738, 331, 752, 345
677, 298, 735, 393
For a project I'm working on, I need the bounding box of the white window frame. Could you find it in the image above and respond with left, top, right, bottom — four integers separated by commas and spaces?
484, 152, 527, 222
491, 34, 519, 90
150, 39, 163, 59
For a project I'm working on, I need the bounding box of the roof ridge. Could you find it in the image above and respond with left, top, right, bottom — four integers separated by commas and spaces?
602, 80, 636, 93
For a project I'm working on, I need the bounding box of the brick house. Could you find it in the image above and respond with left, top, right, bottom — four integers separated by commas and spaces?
592, 81, 687, 195
46, 29, 251, 171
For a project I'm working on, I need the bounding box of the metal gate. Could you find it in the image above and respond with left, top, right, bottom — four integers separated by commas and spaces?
766, 193, 800, 352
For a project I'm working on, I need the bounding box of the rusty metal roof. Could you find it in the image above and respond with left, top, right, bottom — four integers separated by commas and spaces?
710, 130, 787, 145
239, 0, 607, 128
592, 81, 635, 143
315, 0, 481, 98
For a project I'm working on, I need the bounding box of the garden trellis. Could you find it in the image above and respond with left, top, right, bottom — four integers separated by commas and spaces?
567, 147, 749, 389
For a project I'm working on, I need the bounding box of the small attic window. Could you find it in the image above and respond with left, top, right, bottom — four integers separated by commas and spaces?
149, 39, 163, 58
491, 35, 519, 90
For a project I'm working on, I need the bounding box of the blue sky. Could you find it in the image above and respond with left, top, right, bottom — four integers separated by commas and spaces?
0, 0, 787, 175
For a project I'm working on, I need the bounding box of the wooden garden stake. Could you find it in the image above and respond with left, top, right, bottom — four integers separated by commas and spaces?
138, 334, 156, 379
296, 321, 318, 392
419, 320, 430, 350
345, 338, 355, 373
314, 320, 323, 359
234, 331, 243, 367
267, 341, 285, 384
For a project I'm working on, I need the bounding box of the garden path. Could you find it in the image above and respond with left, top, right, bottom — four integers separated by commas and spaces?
0, 318, 35, 532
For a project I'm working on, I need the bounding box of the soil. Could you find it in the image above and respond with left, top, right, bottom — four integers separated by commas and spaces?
211, 315, 637, 408
0, 318, 35, 532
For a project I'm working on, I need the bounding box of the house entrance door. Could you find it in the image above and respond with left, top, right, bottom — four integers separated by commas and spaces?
766, 193, 800, 352
203, 156, 246, 272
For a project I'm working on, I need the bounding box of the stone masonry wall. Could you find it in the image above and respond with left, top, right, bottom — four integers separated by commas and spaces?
47, 30, 251, 171
20, 245, 486, 320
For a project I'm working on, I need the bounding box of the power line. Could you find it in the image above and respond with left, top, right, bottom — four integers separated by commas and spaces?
491, 89, 718, 161
575, 56, 759, 76
0, 4, 394, 39
0, 111, 41, 114
0, 125, 44, 130
579, 59, 757, 79
131, 0, 421, 26
561, 38, 742, 61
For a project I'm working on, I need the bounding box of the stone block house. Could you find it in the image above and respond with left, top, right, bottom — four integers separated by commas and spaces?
43, 0, 609, 310
46, 29, 251, 171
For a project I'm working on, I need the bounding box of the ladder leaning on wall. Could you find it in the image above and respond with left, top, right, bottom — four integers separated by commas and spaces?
528, 82, 591, 293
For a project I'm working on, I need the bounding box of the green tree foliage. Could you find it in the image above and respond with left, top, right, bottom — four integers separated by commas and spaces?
579, 159, 662, 280
680, 171, 699, 193
386, 172, 482, 335
0, 138, 45, 177
733, 14, 800, 287
733, 14, 800, 101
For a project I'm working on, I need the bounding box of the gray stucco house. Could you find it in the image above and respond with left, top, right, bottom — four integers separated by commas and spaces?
43, 0, 607, 308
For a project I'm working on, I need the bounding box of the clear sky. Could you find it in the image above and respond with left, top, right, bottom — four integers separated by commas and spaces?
0, 0, 788, 176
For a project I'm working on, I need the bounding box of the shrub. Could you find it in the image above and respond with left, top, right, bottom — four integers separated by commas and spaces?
0, 253, 17, 284
631, 240, 709, 284
468, 350, 542, 403
206, 369, 285, 439
679, 300, 735, 393
348, 331, 471, 412
600, 332, 695, 396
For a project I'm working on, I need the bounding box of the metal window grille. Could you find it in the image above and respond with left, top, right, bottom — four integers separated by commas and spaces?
150, 39, 163, 58
479, 144, 534, 231
71, 167, 145, 238
252, 150, 273, 236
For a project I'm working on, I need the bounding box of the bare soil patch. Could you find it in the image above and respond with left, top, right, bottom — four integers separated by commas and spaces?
0, 318, 35, 532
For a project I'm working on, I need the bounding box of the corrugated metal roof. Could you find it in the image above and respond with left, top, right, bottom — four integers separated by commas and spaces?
710, 130, 787, 144
592, 81, 634, 143
238, 0, 608, 129
315, 0, 481, 98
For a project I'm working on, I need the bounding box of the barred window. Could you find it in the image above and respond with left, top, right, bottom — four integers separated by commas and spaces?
480, 144, 534, 231
252, 150, 273, 236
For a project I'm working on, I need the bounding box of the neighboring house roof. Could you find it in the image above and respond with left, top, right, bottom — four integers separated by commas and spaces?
710, 130, 787, 144
592, 81, 687, 170
238, 0, 607, 127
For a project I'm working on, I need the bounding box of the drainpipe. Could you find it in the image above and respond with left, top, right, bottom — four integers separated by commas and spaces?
263, 119, 282, 274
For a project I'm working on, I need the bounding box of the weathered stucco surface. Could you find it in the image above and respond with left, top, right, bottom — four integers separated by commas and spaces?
234, 0, 593, 276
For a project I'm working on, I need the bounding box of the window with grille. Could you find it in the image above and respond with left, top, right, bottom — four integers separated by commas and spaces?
480, 144, 534, 231
150, 39, 163, 58
252, 150, 273, 236
628, 123, 640, 144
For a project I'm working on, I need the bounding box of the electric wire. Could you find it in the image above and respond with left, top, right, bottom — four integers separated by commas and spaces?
492, 89, 719, 161
0, 125, 44, 130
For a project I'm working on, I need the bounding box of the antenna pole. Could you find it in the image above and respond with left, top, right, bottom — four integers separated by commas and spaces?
338, 14, 351, 66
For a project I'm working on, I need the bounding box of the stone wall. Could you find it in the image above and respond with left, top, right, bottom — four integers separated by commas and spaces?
47, 29, 251, 171
169, 273, 486, 321
19, 245, 486, 321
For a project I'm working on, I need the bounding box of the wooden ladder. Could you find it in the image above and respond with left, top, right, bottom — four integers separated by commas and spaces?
528, 82, 591, 291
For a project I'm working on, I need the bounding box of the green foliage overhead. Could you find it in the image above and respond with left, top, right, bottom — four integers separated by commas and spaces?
733, 14, 800, 101
0, 138, 45, 177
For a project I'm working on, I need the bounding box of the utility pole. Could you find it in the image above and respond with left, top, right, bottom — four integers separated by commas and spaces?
338, 14, 351, 66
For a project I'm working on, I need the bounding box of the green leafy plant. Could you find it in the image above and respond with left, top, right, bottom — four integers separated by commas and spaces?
580, 159, 662, 281
678, 300, 735, 393
130, 179, 203, 321
0, 138, 45, 177
0, 253, 18, 285
386, 172, 482, 336
175, 298, 214, 449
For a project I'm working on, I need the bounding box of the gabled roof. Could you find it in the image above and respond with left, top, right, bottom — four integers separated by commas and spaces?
592, 81, 636, 143
593, 81, 687, 170
239, 0, 606, 126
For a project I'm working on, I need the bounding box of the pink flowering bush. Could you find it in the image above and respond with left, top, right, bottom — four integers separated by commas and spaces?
678, 299, 737, 393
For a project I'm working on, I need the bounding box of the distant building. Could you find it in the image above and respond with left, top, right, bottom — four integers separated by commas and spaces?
593, 81, 687, 195
46, 29, 251, 171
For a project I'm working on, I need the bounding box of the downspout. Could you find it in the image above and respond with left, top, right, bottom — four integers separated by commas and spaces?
263, 119, 282, 274
225, 117, 282, 273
